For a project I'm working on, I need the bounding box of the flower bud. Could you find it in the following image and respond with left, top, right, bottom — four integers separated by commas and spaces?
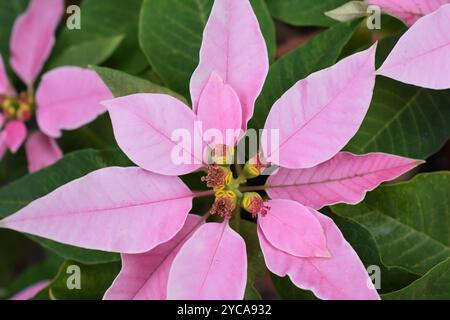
241, 192, 270, 218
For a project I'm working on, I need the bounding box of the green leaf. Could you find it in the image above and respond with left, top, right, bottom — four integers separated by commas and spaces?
0, 229, 33, 291
265, 0, 349, 27
49, 0, 147, 74
139, 0, 277, 99
0, 0, 28, 65
271, 274, 317, 300
345, 78, 450, 159
3, 253, 63, 299
383, 258, 450, 300
0, 149, 133, 264
93, 66, 186, 102
45, 35, 125, 69
332, 172, 450, 275
249, 21, 359, 129
331, 213, 419, 293
345, 37, 450, 159
39, 260, 121, 300
0, 149, 28, 187
270, 210, 418, 299
230, 219, 265, 300
250, 0, 276, 63
58, 115, 118, 153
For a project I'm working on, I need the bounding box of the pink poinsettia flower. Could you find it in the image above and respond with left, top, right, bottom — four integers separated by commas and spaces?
8, 280, 50, 300
377, 4, 450, 89
0, 0, 112, 172
368, 0, 450, 26
0, 0, 422, 300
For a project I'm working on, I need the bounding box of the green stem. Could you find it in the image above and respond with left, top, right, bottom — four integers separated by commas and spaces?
27, 85, 34, 98
239, 185, 267, 192
192, 190, 216, 198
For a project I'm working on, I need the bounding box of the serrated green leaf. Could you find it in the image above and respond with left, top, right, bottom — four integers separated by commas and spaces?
0, 149, 133, 264
332, 172, 450, 275
265, 0, 349, 27
249, 21, 359, 129
139, 0, 276, 99
382, 258, 450, 300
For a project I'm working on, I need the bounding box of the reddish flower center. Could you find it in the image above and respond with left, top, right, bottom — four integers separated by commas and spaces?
210, 195, 235, 219
0, 92, 34, 122
201, 165, 229, 189
243, 193, 270, 218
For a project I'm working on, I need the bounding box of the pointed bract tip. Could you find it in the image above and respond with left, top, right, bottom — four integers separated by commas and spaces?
317, 248, 333, 258
100, 99, 116, 110
416, 159, 426, 165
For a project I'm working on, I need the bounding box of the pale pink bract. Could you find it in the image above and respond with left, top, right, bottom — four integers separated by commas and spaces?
377, 4, 450, 89
368, 0, 450, 26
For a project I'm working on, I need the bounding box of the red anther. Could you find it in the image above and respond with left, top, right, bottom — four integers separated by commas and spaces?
242, 192, 270, 218
209, 196, 234, 219
248, 198, 270, 218
201, 165, 227, 189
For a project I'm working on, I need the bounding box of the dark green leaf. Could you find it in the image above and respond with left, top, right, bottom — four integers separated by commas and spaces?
46, 35, 124, 69
332, 172, 450, 275
49, 0, 147, 74
39, 260, 121, 300
250, 0, 276, 63
3, 253, 63, 299
271, 274, 317, 300
250, 21, 359, 129
0, 229, 33, 291
139, 0, 277, 99
265, 0, 348, 27
93, 66, 186, 102
230, 219, 265, 300
383, 258, 450, 300
0, 148, 28, 187
270, 211, 418, 299
0, 0, 28, 66
331, 213, 419, 293
0, 149, 133, 264
58, 115, 118, 153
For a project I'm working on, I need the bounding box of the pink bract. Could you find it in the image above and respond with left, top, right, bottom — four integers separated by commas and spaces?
368, 0, 450, 26
377, 4, 450, 89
